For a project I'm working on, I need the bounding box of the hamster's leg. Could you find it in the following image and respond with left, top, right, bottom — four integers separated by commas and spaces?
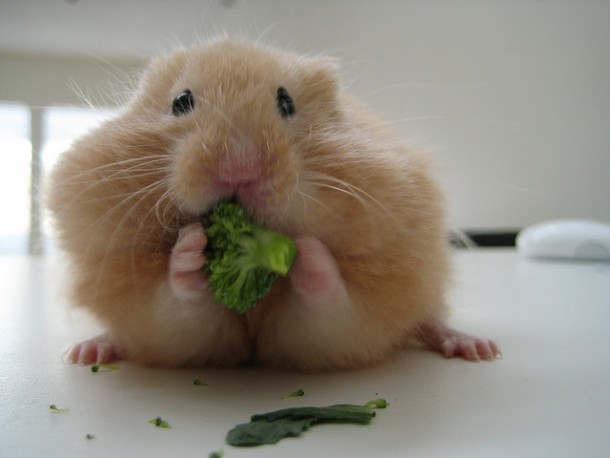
64, 334, 125, 365
416, 320, 502, 362
289, 237, 349, 307
169, 223, 208, 300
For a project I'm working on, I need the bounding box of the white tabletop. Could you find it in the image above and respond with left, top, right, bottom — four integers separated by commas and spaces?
1, 250, 609, 458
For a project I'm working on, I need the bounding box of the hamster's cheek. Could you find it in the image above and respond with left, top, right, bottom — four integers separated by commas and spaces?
169, 135, 220, 214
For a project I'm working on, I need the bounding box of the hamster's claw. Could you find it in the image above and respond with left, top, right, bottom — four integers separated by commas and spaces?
64, 334, 125, 365
169, 224, 208, 299
416, 320, 502, 362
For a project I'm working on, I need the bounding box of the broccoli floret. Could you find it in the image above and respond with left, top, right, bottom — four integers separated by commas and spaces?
203, 200, 297, 313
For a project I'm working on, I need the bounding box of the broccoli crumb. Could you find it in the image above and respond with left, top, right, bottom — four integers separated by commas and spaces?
194, 378, 208, 386
209, 449, 224, 458
90, 364, 119, 373
86, 433, 96, 440
148, 416, 172, 429
49, 404, 69, 413
282, 389, 305, 399
364, 398, 389, 409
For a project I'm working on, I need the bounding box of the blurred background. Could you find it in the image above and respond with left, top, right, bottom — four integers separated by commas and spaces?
1, 0, 608, 255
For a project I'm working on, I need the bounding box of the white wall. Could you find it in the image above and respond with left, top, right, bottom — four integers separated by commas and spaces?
1, 0, 608, 230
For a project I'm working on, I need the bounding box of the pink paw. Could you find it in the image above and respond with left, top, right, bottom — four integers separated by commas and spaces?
169, 224, 208, 299
289, 237, 349, 307
64, 334, 125, 365
417, 320, 502, 362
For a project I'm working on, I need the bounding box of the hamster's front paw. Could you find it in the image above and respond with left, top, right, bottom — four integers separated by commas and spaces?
169, 223, 208, 300
289, 237, 349, 307
64, 334, 125, 365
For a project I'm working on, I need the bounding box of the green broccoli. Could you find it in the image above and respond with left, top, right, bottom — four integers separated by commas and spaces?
203, 200, 297, 313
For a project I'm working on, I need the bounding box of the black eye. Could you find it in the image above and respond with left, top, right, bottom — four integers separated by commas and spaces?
172, 90, 195, 116
276, 86, 295, 118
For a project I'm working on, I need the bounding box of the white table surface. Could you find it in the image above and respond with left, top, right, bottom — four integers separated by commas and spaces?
1, 250, 609, 458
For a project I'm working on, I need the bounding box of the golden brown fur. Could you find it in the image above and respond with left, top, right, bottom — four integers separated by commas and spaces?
48, 39, 457, 371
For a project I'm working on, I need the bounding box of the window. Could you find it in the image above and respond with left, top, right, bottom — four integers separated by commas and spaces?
42, 106, 116, 173
0, 104, 31, 255
0, 102, 115, 256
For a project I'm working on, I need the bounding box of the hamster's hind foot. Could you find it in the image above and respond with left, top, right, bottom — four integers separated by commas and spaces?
169, 223, 208, 300
64, 334, 125, 365
416, 320, 502, 362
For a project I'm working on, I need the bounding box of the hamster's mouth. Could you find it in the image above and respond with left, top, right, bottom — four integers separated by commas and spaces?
199, 195, 238, 227
199, 194, 281, 235
200, 194, 266, 225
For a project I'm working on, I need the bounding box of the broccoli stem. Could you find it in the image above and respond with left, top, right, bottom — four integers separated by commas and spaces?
241, 230, 295, 276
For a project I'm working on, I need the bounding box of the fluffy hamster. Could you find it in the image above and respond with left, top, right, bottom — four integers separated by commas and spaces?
48, 39, 500, 371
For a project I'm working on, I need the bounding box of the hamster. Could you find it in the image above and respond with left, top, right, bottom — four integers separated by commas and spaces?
48, 39, 500, 371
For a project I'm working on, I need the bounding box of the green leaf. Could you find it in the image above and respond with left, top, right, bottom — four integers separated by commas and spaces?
251, 404, 376, 424
227, 417, 315, 446
226, 400, 386, 447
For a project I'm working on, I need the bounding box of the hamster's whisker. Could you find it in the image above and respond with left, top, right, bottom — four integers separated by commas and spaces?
311, 181, 367, 206
296, 189, 332, 215
131, 181, 187, 277
90, 179, 173, 296
153, 186, 183, 233
51, 157, 173, 219
53, 156, 172, 194
127, 184, 182, 287
91, 168, 173, 189
302, 170, 388, 214
376, 114, 528, 127
300, 169, 409, 233
77, 178, 167, 255
61, 154, 169, 178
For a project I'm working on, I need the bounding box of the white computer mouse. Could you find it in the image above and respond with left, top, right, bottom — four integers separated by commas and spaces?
517, 219, 610, 261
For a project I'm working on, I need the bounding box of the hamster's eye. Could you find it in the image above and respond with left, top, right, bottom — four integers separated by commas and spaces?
276, 87, 295, 118
172, 90, 195, 116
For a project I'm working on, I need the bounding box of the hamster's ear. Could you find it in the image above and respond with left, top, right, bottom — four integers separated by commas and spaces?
299, 56, 340, 102
135, 50, 190, 106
